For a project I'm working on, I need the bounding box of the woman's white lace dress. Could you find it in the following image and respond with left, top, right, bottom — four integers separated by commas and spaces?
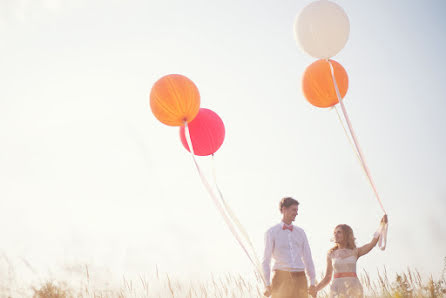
329, 248, 363, 298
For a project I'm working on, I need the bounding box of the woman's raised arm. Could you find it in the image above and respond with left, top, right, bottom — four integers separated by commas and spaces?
358, 215, 388, 258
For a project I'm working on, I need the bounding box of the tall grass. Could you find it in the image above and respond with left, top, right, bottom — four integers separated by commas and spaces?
5, 258, 446, 297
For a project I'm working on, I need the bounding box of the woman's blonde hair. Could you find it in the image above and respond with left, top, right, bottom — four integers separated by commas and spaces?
330, 224, 356, 253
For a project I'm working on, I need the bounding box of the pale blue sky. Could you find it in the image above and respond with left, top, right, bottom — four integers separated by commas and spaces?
0, 0, 445, 288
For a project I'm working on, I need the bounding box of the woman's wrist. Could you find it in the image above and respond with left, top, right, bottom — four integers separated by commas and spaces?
373, 231, 380, 239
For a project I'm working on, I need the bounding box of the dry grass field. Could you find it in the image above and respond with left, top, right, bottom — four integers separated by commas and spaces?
0, 256, 446, 298
2, 258, 444, 297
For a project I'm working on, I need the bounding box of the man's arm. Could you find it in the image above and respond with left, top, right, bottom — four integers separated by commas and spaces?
301, 231, 316, 286
262, 229, 273, 287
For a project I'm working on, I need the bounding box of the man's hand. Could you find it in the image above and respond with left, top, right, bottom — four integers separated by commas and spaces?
308, 285, 317, 297
264, 286, 272, 297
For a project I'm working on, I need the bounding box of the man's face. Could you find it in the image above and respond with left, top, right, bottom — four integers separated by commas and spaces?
282, 204, 298, 222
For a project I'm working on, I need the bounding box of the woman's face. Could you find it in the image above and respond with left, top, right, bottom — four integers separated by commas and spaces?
334, 227, 345, 244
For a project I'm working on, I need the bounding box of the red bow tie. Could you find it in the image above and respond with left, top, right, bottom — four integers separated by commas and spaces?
283, 225, 293, 231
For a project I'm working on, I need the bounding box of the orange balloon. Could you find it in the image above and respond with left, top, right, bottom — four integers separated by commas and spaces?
302, 59, 348, 108
150, 74, 201, 126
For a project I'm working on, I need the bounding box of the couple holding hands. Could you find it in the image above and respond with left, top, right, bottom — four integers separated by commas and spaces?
262, 197, 388, 298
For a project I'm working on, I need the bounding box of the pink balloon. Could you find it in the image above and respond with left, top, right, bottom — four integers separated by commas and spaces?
179, 108, 225, 156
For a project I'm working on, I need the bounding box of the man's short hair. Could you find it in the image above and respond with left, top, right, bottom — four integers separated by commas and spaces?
279, 197, 299, 213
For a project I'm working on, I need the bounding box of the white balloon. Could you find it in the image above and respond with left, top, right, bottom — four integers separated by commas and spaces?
295, 0, 350, 59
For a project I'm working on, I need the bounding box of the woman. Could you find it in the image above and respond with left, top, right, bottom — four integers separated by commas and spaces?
311, 215, 388, 297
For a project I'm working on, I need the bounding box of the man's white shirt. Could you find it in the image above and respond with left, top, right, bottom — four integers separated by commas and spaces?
262, 222, 316, 286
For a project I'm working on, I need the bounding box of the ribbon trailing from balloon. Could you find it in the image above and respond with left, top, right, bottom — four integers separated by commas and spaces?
183, 123, 267, 285
210, 155, 267, 284
327, 60, 388, 250
150, 74, 267, 285
327, 60, 386, 214
296, 0, 388, 249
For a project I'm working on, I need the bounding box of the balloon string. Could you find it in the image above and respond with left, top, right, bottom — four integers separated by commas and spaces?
335, 106, 389, 249
210, 154, 265, 283
184, 122, 267, 285
327, 60, 388, 250
334, 106, 362, 164
334, 104, 390, 242
327, 60, 386, 214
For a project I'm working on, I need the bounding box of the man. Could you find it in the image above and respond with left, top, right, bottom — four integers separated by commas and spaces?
262, 197, 316, 298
